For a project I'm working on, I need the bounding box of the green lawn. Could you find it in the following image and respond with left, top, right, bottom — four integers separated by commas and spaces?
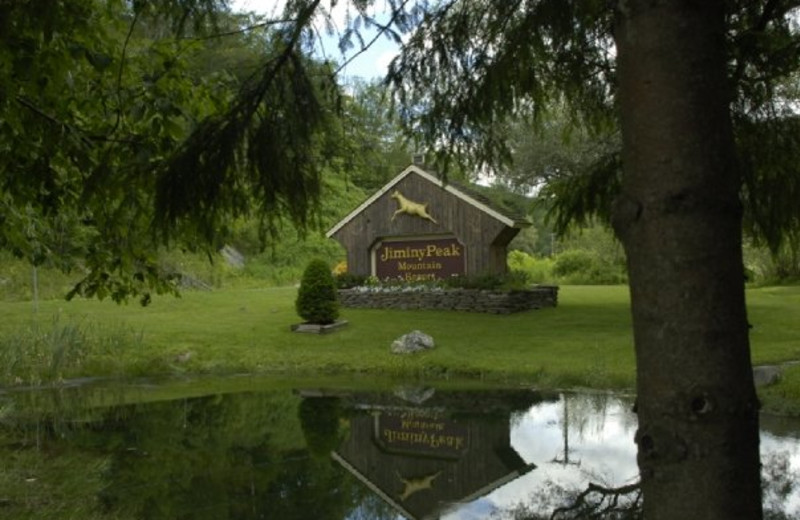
1, 285, 799, 413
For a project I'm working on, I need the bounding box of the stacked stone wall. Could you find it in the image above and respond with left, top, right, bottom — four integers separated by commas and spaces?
337, 286, 558, 314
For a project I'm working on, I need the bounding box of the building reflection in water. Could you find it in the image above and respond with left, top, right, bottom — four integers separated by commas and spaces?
298, 387, 558, 520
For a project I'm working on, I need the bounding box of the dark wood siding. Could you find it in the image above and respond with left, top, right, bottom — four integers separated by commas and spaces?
331, 170, 521, 277
334, 408, 530, 520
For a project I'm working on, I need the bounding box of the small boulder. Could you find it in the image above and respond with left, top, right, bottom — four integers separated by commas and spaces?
220, 245, 245, 269
174, 351, 193, 363
391, 330, 435, 354
753, 365, 782, 387
394, 386, 436, 404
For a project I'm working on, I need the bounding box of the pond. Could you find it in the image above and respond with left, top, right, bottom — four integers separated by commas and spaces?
0, 378, 798, 519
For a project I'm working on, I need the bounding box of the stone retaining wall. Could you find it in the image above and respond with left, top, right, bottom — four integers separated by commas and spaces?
338, 285, 558, 314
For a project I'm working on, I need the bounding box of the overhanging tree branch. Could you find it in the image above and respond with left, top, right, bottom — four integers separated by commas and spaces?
153, 0, 328, 243
109, 10, 140, 137
332, 0, 416, 77
179, 18, 299, 41
15, 96, 94, 148
550, 481, 642, 520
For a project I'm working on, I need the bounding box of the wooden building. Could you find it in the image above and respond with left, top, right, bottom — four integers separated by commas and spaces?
327, 164, 530, 282
296, 388, 550, 520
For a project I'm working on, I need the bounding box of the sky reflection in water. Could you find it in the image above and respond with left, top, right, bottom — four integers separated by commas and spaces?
441, 393, 800, 519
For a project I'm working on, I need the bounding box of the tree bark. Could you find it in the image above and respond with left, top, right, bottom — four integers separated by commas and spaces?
613, 1, 762, 518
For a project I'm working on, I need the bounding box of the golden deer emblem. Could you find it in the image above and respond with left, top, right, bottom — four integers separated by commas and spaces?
390, 190, 437, 224
396, 470, 441, 501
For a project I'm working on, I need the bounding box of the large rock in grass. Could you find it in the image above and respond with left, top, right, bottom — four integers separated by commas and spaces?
753, 365, 782, 387
391, 330, 435, 354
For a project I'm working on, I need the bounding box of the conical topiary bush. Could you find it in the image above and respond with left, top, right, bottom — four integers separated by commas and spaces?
295, 259, 340, 325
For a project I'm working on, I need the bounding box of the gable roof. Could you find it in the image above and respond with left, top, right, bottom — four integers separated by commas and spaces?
326, 164, 529, 238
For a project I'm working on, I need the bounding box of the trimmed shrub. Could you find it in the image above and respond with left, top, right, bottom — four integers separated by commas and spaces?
296, 259, 340, 324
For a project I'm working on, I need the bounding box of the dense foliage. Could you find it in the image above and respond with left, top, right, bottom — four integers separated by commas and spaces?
0, 0, 421, 302
384, 1, 800, 274
0, 1, 351, 303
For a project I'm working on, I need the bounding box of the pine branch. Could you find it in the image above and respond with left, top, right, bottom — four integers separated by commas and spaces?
109, 10, 140, 137
333, 0, 416, 77
179, 18, 299, 41
15, 96, 94, 148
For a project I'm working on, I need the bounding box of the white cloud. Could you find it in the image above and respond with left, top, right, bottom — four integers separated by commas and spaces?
229, 0, 284, 18
376, 48, 399, 73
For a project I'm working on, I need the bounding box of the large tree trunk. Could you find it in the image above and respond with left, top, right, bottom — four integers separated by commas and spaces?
612, 1, 762, 518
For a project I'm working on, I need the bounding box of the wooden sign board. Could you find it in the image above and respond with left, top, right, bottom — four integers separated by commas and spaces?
374, 411, 469, 459
373, 237, 466, 282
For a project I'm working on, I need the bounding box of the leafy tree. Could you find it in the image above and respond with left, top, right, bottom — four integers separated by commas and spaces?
543, 222, 627, 284
483, 7, 800, 261
552, 248, 626, 285
338, 78, 414, 191
495, 109, 622, 237
0, 1, 344, 303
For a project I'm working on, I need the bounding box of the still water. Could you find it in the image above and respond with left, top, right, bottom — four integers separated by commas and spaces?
0, 380, 798, 519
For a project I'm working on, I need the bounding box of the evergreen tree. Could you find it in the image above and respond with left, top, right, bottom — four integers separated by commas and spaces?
295, 259, 339, 324
382, 1, 783, 517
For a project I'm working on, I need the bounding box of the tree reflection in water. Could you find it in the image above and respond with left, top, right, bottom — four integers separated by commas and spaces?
0, 385, 797, 519
501, 480, 642, 520
498, 448, 799, 520
495, 394, 800, 520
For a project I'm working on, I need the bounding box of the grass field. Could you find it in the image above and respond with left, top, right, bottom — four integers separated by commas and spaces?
1, 284, 799, 413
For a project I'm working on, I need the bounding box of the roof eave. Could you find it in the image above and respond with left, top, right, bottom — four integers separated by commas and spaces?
326, 164, 525, 237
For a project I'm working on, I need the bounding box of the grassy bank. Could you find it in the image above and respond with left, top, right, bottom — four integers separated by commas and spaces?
1, 285, 798, 414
